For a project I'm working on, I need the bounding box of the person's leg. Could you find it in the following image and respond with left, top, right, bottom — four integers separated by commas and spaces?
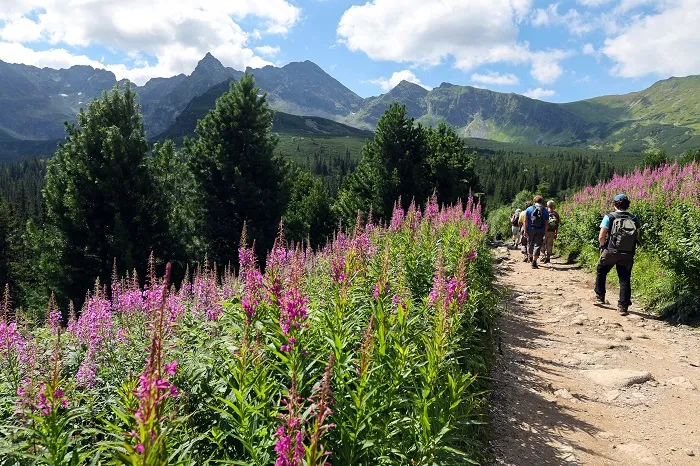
615, 257, 634, 311
544, 231, 554, 262
532, 230, 545, 261
594, 253, 614, 301
527, 231, 535, 261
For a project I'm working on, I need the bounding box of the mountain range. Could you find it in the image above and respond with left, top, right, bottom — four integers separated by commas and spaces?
1, 53, 700, 158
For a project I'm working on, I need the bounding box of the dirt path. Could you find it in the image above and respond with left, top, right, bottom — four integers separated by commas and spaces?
488, 246, 700, 465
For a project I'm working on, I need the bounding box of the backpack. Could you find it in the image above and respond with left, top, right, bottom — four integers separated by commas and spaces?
511, 209, 522, 227
530, 205, 544, 228
548, 212, 560, 230
607, 212, 638, 253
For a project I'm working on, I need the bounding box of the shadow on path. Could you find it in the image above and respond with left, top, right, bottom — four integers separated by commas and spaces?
488, 292, 614, 465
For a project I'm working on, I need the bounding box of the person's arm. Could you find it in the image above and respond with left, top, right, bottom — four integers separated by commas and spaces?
554, 213, 560, 238
544, 210, 549, 234
599, 227, 608, 254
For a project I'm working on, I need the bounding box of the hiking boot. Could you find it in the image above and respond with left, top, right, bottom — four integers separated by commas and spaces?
593, 294, 608, 306
523, 256, 529, 262
618, 306, 629, 316
531, 260, 538, 269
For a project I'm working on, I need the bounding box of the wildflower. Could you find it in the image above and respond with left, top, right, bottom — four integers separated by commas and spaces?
279, 289, 309, 335
274, 378, 305, 466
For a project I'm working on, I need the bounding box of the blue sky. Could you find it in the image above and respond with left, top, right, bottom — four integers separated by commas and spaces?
1, 0, 698, 102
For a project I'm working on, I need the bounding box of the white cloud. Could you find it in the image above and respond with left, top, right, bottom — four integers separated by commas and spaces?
531, 3, 595, 35
0, 0, 299, 84
582, 43, 596, 55
369, 69, 431, 91
337, 0, 573, 85
523, 88, 556, 99
0, 41, 104, 69
471, 71, 520, 85
577, 0, 612, 6
254, 45, 280, 57
603, 0, 700, 78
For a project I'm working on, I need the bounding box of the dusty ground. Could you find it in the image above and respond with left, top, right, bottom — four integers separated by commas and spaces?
488, 246, 700, 465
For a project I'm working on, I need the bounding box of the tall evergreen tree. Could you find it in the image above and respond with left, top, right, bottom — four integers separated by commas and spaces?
425, 123, 479, 204
42, 84, 169, 304
186, 73, 287, 267
334, 103, 426, 223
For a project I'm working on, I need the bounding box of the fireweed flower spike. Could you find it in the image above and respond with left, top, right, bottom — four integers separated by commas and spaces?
274, 376, 305, 466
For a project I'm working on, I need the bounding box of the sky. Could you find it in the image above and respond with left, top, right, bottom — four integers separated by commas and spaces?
0, 0, 699, 102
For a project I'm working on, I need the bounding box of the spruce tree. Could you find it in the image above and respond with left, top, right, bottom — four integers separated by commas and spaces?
334, 103, 426, 223
186, 73, 287, 267
425, 123, 479, 204
42, 84, 169, 304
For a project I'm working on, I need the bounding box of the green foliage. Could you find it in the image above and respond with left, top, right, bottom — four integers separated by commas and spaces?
41, 84, 171, 307
186, 73, 288, 266
0, 201, 497, 465
282, 169, 336, 248
642, 149, 668, 169
335, 104, 479, 224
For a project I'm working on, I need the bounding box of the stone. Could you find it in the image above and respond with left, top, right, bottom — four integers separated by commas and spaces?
689, 359, 700, 368
685, 449, 695, 457
554, 388, 574, 400
583, 369, 653, 388
515, 295, 528, 304
605, 390, 621, 401
617, 443, 659, 465
562, 300, 578, 308
571, 317, 586, 326
615, 331, 632, 340
632, 332, 649, 339
667, 377, 696, 390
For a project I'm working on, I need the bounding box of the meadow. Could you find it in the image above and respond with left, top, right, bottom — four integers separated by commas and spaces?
0, 197, 496, 465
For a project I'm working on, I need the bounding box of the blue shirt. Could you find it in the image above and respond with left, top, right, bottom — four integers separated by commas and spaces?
525, 204, 549, 231
600, 210, 636, 229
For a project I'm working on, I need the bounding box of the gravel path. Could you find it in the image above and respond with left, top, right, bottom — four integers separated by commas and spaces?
488, 247, 700, 465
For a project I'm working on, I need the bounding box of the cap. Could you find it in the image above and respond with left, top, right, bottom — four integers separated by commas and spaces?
614, 193, 629, 202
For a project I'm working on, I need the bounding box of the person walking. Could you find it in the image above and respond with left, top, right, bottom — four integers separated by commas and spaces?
510, 207, 522, 248
524, 196, 549, 269
543, 200, 560, 264
519, 201, 531, 262
594, 193, 641, 316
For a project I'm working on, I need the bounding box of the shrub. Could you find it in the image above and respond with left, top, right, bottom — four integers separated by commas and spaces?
0, 197, 497, 464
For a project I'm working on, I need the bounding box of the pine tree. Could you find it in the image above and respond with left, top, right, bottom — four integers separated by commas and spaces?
186, 73, 287, 267
425, 123, 479, 204
42, 83, 169, 305
334, 103, 426, 223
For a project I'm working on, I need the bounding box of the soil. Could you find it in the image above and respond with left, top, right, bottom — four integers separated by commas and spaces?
488, 246, 700, 465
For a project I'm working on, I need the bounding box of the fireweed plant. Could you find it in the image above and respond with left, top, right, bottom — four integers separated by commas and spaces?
0, 196, 497, 465
558, 161, 700, 323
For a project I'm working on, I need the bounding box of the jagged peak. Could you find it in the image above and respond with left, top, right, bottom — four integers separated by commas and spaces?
193, 53, 225, 75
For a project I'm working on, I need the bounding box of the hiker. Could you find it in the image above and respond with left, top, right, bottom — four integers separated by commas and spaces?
510, 207, 522, 248
543, 200, 560, 264
594, 194, 641, 316
519, 202, 531, 261
524, 196, 549, 268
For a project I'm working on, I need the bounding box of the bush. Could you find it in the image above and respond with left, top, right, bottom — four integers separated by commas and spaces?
0, 197, 498, 464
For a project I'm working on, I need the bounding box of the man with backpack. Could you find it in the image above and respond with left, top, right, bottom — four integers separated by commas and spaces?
594, 193, 641, 316
524, 196, 549, 269
511, 207, 522, 248
543, 200, 560, 264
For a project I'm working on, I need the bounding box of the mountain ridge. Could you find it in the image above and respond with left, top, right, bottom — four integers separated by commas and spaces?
2, 54, 700, 155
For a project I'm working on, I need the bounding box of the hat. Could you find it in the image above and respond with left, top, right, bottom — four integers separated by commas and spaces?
614, 193, 629, 202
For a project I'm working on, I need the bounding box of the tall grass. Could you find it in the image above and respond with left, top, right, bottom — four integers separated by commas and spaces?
0, 196, 497, 465
557, 162, 700, 323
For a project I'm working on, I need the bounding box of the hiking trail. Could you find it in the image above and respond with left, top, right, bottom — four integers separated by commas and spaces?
488, 246, 700, 465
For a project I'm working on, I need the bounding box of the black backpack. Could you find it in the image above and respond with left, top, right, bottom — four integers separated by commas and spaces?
511, 209, 521, 227
607, 212, 639, 253
531, 205, 544, 228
